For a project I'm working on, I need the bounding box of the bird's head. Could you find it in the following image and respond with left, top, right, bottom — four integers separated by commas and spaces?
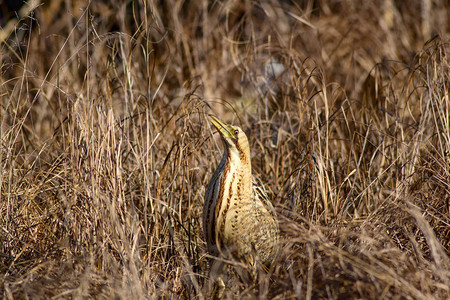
209, 115, 250, 162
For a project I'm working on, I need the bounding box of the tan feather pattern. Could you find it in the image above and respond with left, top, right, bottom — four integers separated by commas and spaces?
203, 116, 280, 270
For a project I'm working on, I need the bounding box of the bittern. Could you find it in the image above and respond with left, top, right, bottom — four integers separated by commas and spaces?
204, 116, 280, 294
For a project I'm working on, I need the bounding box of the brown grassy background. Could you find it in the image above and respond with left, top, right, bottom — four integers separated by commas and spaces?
1, 0, 449, 299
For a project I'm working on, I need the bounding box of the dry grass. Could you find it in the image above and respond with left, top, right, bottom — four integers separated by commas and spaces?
1, 0, 449, 299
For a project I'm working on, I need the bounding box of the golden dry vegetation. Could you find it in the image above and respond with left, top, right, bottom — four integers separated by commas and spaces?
1, 0, 449, 299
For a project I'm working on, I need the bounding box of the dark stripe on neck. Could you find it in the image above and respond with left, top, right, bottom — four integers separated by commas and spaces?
219, 171, 235, 236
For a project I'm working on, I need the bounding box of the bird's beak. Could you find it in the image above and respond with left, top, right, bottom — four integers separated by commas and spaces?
209, 116, 234, 139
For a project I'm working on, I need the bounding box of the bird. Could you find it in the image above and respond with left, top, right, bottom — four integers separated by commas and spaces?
203, 115, 280, 295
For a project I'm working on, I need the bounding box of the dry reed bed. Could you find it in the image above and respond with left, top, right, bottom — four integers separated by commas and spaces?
1, 1, 449, 299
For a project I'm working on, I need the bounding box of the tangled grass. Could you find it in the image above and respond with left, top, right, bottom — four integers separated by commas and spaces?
1, 0, 449, 299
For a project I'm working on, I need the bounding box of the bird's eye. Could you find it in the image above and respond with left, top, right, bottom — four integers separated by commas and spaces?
234, 129, 239, 136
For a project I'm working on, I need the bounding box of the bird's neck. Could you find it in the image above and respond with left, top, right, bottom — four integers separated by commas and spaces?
223, 147, 252, 194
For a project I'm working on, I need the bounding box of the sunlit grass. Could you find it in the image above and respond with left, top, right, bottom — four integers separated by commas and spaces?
1, 1, 449, 299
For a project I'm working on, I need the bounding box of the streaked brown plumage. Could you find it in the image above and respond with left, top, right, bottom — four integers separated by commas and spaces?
204, 116, 280, 292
